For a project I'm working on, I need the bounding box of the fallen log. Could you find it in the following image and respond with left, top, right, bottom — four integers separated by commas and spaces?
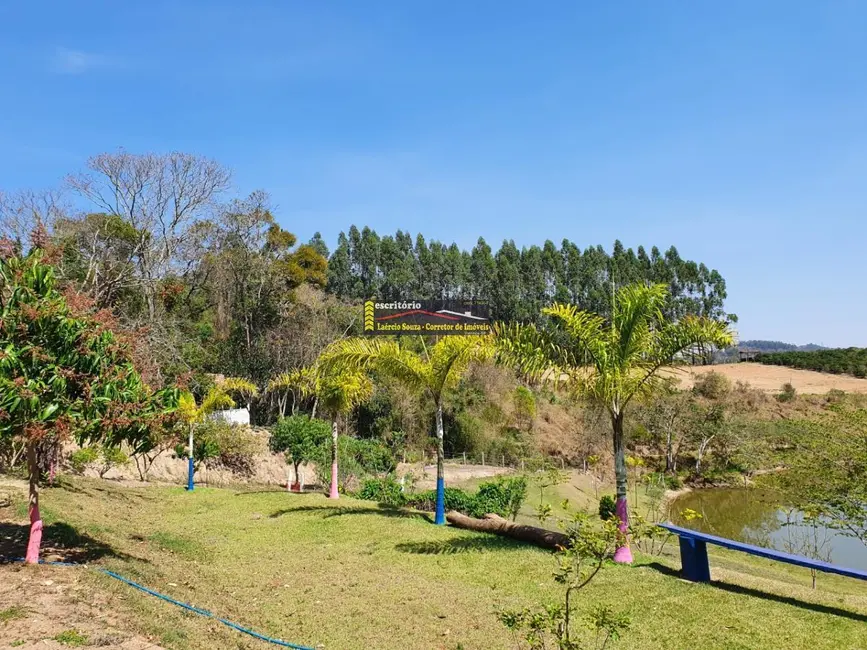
445, 511, 570, 551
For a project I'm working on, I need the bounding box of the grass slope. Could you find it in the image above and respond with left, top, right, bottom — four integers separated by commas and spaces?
5, 478, 867, 650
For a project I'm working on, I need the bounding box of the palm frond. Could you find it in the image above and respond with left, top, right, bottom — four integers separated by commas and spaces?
319, 338, 429, 393
429, 335, 494, 395
200, 388, 236, 415
218, 376, 259, 398
318, 368, 373, 416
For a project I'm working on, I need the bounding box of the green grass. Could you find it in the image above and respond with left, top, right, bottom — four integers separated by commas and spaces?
18, 477, 867, 650
53, 629, 89, 646
0, 605, 28, 624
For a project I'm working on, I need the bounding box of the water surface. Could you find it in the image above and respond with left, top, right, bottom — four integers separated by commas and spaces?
671, 488, 867, 571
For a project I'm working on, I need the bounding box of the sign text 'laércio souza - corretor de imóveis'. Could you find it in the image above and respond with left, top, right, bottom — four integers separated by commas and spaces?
363, 300, 490, 336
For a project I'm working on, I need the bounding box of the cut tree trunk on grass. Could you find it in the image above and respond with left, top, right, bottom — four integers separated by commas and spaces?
446, 511, 570, 551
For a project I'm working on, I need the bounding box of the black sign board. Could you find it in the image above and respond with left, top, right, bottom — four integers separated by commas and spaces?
363, 300, 490, 336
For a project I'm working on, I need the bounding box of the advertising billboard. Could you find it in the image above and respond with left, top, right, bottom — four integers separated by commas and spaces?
363, 300, 490, 336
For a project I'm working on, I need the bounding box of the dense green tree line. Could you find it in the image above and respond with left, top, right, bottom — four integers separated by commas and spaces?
326, 226, 736, 323
757, 348, 867, 378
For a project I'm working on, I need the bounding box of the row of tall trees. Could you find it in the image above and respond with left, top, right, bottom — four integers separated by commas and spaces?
326, 226, 735, 324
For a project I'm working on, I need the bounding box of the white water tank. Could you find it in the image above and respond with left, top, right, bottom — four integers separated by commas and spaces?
210, 408, 250, 426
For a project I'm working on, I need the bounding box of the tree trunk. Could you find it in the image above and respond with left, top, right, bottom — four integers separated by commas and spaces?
328, 419, 339, 499
665, 430, 675, 473
187, 424, 195, 491
611, 411, 633, 564
435, 403, 446, 525
446, 512, 571, 550
311, 397, 318, 420
25, 443, 43, 564
696, 435, 714, 473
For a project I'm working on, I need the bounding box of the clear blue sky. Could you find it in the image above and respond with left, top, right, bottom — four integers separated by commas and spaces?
2, 1, 866, 346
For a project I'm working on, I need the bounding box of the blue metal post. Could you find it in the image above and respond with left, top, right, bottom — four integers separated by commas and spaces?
678, 536, 711, 582
187, 456, 194, 491
435, 477, 445, 525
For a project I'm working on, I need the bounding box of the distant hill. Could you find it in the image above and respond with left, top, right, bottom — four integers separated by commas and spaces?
738, 340, 826, 353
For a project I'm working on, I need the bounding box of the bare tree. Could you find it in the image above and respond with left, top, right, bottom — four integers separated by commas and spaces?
0, 188, 68, 245
67, 150, 231, 319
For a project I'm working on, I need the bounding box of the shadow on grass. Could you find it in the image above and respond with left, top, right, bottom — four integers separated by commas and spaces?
644, 562, 867, 624
395, 536, 527, 555
0, 521, 139, 564
269, 504, 432, 522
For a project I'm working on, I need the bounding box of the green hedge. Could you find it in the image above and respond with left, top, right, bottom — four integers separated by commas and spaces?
356, 475, 528, 520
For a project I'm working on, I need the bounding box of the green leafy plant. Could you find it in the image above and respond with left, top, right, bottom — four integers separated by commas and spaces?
358, 476, 407, 507
53, 629, 89, 647
0, 605, 28, 623
497, 507, 629, 649
270, 415, 331, 490
68, 447, 99, 475
598, 495, 616, 521
777, 383, 797, 403
472, 475, 528, 520
0, 244, 178, 563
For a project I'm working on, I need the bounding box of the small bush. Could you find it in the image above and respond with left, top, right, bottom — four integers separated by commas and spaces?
598, 494, 617, 521
471, 476, 528, 520
68, 447, 99, 475
358, 476, 406, 507
693, 371, 732, 400
314, 436, 396, 493
198, 420, 259, 476
406, 487, 476, 514
665, 474, 682, 490
777, 383, 797, 403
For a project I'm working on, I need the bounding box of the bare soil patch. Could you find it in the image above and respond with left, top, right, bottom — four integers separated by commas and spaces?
668, 363, 867, 395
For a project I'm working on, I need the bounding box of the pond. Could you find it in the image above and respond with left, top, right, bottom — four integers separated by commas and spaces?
670, 488, 867, 571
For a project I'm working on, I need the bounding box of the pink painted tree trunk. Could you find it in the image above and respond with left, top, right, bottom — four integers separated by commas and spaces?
25, 443, 43, 565
328, 419, 339, 499
612, 411, 633, 564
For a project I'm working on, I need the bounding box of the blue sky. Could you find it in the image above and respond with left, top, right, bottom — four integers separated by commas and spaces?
1, 1, 866, 346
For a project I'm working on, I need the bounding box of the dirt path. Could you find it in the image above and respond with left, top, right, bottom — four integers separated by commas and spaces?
0, 564, 166, 649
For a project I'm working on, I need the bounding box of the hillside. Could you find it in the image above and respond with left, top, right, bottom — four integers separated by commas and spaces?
672, 362, 867, 394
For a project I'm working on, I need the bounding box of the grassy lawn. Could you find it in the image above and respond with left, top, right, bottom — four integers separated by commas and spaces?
3, 478, 867, 650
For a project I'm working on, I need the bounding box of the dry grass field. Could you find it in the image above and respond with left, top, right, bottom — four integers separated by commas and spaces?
667, 363, 867, 395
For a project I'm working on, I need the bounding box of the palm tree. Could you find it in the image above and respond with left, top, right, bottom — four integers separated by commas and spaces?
316, 367, 372, 499
177, 377, 259, 491
496, 283, 732, 562
267, 366, 319, 418
318, 336, 493, 523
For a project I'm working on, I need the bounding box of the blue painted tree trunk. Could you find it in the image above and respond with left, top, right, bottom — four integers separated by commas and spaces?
187, 426, 195, 491
435, 404, 446, 525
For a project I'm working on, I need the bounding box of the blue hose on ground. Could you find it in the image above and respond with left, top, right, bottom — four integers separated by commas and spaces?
2, 557, 315, 650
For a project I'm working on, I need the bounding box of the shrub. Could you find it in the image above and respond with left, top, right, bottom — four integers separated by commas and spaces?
777, 383, 797, 403
270, 415, 330, 486
406, 487, 476, 514
598, 494, 617, 521
471, 476, 528, 520
68, 445, 127, 478
693, 371, 732, 400
194, 420, 259, 477
512, 386, 536, 431
68, 447, 99, 475
314, 436, 396, 492
357, 476, 406, 507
